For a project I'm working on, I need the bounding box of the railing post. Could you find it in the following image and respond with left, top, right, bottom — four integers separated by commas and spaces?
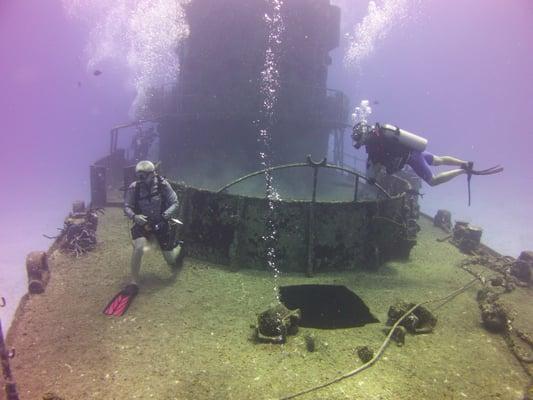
306, 156, 326, 277
354, 175, 359, 202
90, 165, 107, 207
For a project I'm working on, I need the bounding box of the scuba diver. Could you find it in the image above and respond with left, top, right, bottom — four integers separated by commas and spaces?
103, 160, 183, 317
351, 122, 503, 192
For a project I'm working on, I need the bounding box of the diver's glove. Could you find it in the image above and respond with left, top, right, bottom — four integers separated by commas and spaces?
367, 178, 376, 185
133, 214, 148, 226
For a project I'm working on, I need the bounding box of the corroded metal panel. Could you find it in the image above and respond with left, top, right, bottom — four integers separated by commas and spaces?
173, 183, 415, 272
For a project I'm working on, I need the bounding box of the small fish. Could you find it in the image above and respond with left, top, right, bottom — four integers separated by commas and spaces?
93, 70, 102, 76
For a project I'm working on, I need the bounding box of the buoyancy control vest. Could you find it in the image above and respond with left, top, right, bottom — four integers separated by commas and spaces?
133, 175, 167, 218
366, 124, 427, 174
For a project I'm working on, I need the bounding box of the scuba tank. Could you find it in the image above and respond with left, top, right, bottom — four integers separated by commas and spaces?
378, 123, 428, 152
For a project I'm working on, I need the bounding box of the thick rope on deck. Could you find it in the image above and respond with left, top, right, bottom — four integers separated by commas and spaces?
280, 278, 479, 400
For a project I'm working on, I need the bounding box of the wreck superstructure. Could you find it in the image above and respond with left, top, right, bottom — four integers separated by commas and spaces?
86, 0, 419, 275
141, 0, 349, 186
4, 2, 533, 399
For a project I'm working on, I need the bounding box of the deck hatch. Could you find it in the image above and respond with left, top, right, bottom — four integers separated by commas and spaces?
279, 284, 379, 329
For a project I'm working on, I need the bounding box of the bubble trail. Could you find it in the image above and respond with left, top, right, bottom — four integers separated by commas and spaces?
343, 0, 409, 70
62, 0, 190, 117
258, 0, 284, 301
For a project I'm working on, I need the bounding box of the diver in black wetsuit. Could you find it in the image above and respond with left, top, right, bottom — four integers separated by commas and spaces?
123, 160, 183, 285
351, 122, 501, 187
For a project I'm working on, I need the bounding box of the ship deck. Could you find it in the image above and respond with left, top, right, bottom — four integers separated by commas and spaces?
6, 207, 532, 400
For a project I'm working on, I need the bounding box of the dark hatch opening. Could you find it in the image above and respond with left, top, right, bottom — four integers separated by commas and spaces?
279, 284, 379, 329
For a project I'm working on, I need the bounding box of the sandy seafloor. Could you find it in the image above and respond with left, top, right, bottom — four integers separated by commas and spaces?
5, 207, 532, 400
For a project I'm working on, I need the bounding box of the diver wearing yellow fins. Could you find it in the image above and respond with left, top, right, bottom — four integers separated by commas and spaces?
351, 121, 503, 204
103, 160, 184, 317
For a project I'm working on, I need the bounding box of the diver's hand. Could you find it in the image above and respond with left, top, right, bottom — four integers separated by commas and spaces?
367, 178, 376, 185
133, 214, 148, 226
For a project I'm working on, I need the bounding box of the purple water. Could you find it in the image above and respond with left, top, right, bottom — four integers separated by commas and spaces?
1, 0, 532, 330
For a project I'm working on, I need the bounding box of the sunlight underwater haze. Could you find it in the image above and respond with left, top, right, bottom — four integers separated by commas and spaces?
0, 0, 532, 331
332, 0, 533, 256
62, 0, 190, 117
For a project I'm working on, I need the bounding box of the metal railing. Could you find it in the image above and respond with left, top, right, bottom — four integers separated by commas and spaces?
216, 155, 411, 277
217, 155, 392, 201
139, 81, 351, 128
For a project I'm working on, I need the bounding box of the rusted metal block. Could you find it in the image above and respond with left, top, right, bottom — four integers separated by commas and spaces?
90, 165, 106, 207
173, 182, 417, 272
26, 251, 49, 294
72, 200, 86, 214
434, 209, 452, 232
453, 221, 482, 253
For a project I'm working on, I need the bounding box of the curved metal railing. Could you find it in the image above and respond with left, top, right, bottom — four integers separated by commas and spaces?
216, 155, 393, 201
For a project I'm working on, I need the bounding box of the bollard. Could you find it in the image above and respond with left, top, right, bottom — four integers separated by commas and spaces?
90, 165, 107, 207
511, 251, 533, 284
434, 209, 452, 232
72, 200, 86, 215
26, 251, 49, 294
452, 221, 482, 253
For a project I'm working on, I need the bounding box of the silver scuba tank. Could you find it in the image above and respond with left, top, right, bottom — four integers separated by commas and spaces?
380, 123, 428, 152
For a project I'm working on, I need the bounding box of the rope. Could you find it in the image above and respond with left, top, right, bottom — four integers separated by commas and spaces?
280, 278, 479, 400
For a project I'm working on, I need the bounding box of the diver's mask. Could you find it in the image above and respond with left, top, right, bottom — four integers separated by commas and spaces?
136, 171, 154, 185
351, 122, 372, 149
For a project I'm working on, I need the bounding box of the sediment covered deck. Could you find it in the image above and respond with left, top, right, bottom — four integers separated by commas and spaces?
6, 207, 532, 399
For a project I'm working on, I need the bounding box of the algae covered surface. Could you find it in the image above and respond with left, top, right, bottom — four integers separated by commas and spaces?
6, 207, 531, 399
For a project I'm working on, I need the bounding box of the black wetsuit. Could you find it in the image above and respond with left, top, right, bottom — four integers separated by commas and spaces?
124, 176, 179, 250
365, 126, 412, 175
